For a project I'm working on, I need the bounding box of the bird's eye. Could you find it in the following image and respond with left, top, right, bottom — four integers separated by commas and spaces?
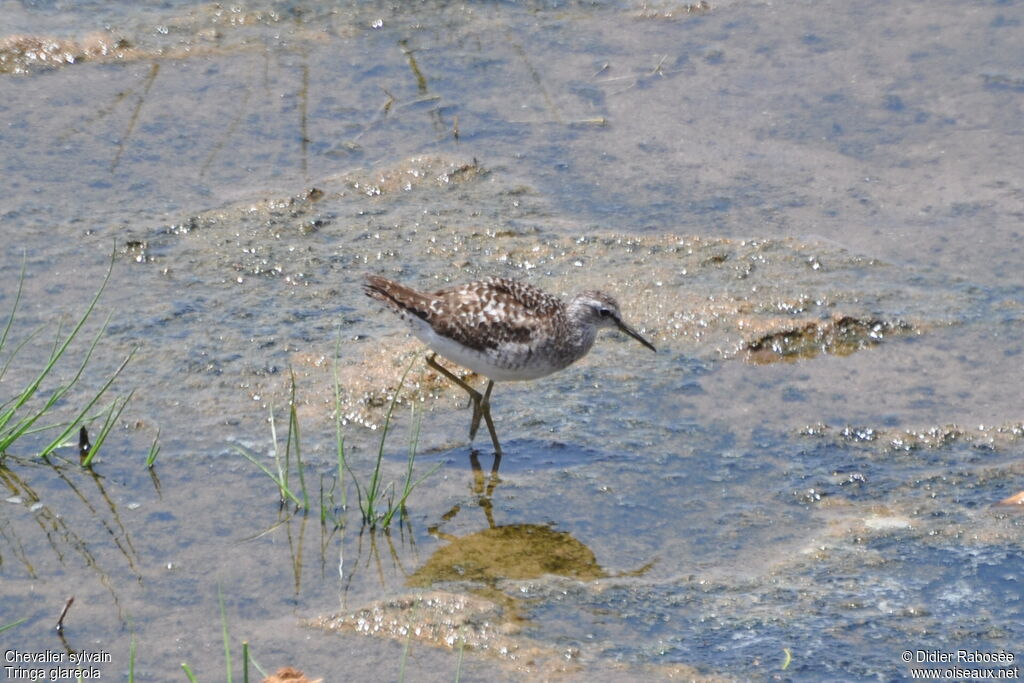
598, 308, 611, 318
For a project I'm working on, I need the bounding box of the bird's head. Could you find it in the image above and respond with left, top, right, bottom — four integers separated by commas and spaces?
570, 291, 656, 352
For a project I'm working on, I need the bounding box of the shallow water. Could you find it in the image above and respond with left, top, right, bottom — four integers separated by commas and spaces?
1, 0, 1022, 680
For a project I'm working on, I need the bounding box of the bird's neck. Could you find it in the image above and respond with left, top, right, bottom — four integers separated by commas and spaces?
565, 301, 598, 359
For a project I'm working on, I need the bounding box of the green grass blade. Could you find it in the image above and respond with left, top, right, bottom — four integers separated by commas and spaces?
348, 462, 369, 523
0, 250, 114, 434
380, 401, 439, 528
219, 584, 233, 683
0, 253, 26, 354
129, 628, 137, 682
332, 338, 347, 511
234, 444, 304, 507
268, 403, 287, 499
145, 427, 162, 467
335, 428, 347, 510
0, 324, 44, 386
400, 402, 423, 500
49, 317, 64, 362
245, 652, 269, 679
39, 347, 135, 458
454, 638, 465, 683
399, 632, 411, 683
0, 617, 27, 634
287, 375, 308, 511
365, 356, 417, 518
382, 460, 443, 528
14, 417, 70, 438
0, 393, 68, 452
319, 473, 345, 528
384, 459, 439, 527
0, 411, 52, 451
181, 663, 197, 682
81, 389, 134, 467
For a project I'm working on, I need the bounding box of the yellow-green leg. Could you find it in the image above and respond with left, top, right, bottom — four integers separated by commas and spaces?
426, 354, 502, 455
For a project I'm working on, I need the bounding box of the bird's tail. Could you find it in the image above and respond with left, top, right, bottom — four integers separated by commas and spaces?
363, 274, 433, 321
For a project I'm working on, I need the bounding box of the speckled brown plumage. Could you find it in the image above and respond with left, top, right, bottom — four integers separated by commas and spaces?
363, 273, 656, 454
365, 275, 563, 354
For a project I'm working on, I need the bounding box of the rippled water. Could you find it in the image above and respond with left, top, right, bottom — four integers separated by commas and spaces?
1, 0, 1022, 680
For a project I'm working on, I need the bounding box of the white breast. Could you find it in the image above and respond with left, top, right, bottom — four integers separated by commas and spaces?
405, 317, 562, 382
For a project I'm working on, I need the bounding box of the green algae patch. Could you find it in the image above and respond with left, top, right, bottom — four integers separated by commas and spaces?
745, 315, 915, 364
407, 523, 610, 587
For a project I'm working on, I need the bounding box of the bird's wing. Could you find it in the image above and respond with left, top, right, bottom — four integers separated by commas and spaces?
430, 278, 563, 352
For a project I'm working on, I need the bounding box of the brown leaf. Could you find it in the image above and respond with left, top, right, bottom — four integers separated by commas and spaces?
261, 667, 323, 683
993, 491, 1024, 508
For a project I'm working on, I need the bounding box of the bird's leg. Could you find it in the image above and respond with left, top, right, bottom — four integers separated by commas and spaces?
468, 382, 491, 440
426, 354, 501, 455
475, 379, 501, 456
482, 407, 501, 457
469, 403, 483, 440
468, 380, 494, 441
481, 379, 494, 410
427, 354, 480, 406
426, 352, 483, 436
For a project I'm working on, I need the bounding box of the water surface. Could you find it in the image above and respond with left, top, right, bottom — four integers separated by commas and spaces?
1, 0, 1022, 680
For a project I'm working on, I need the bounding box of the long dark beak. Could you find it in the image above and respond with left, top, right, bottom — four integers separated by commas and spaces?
615, 317, 657, 353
